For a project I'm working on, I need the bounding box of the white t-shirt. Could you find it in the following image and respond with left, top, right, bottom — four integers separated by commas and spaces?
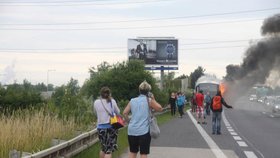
93, 98, 120, 125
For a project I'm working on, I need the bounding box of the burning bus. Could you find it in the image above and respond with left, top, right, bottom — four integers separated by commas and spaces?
195, 75, 225, 97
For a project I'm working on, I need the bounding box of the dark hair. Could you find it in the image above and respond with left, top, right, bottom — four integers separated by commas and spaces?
216, 91, 222, 96
100, 87, 111, 102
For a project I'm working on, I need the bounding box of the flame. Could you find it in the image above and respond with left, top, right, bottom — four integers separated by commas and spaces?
219, 83, 226, 96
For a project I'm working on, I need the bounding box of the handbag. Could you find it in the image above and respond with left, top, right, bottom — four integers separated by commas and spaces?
100, 99, 125, 129
110, 115, 125, 129
147, 97, 160, 139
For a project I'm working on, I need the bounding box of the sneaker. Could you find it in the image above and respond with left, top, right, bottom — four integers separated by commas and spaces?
217, 132, 221, 135
212, 132, 215, 135
197, 121, 200, 124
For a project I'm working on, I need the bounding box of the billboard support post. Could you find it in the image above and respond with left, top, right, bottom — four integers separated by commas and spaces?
160, 67, 164, 90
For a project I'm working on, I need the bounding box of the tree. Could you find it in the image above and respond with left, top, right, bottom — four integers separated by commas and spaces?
0, 81, 42, 111
82, 60, 161, 109
189, 66, 205, 89
50, 78, 92, 124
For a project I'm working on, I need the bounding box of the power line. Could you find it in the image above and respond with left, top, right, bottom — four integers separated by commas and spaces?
0, 45, 249, 53
0, 0, 113, 3
0, 18, 263, 31
180, 39, 261, 45
1, 7, 279, 25
0, 0, 171, 6
0, 38, 260, 51
180, 45, 248, 50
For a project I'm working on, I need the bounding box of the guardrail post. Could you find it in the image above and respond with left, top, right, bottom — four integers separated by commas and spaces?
52, 138, 66, 146
9, 149, 20, 158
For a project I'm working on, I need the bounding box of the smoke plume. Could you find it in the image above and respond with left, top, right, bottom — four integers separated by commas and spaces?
225, 13, 280, 103
262, 13, 280, 35
1, 60, 16, 85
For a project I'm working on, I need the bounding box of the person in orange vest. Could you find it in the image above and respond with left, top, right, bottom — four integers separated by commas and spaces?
210, 91, 233, 135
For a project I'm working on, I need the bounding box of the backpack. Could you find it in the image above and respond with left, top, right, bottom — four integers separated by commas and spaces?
212, 96, 222, 110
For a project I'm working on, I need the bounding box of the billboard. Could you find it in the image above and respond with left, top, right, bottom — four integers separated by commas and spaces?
128, 38, 178, 65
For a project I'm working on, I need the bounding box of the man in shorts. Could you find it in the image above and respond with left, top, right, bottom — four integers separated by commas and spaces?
196, 90, 206, 124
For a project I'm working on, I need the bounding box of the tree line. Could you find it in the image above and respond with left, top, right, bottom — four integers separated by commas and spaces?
0, 60, 207, 124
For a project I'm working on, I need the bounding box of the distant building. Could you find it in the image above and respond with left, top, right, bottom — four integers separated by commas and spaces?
40, 91, 54, 100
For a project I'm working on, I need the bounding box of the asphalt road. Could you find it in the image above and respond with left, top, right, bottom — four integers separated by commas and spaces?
120, 97, 280, 158
223, 97, 280, 158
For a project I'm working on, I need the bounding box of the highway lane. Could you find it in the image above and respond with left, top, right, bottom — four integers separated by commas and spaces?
225, 97, 280, 158
200, 96, 280, 158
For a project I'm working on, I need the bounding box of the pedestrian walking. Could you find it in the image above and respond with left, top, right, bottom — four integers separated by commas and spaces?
123, 81, 163, 158
93, 87, 120, 158
191, 92, 196, 113
196, 90, 206, 124
210, 91, 233, 135
168, 92, 177, 116
204, 91, 212, 116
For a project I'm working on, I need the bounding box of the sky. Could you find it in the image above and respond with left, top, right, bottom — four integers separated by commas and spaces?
0, 0, 279, 86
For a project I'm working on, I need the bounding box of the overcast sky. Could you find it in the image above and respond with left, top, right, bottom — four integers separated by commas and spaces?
0, 0, 279, 86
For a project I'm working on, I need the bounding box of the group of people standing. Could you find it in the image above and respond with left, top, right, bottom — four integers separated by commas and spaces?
168, 92, 186, 118
93, 82, 233, 158
93, 81, 163, 158
191, 90, 233, 135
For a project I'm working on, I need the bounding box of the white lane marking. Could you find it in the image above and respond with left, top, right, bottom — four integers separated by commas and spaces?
262, 112, 266, 114
237, 141, 248, 147
222, 111, 264, 158
233, 136, 242, 141
187, 110, 227, 158
230, 132, 238, 135
228, 129, 234, 132
244, 151, 258, 158
270, 115, 274, 118
226, 126, 232, 129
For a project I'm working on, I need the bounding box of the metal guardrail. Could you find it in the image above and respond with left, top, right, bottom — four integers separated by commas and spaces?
22, 107, 169, 158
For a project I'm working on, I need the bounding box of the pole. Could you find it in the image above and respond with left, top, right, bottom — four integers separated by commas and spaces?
160, 66, 164, 90
47, 69, 55, 92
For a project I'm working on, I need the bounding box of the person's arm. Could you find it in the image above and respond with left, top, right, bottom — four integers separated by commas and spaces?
123, 102, 131, 123
149, 94, 163, 112
221, 98, 233, 108
112, 99, 120, 115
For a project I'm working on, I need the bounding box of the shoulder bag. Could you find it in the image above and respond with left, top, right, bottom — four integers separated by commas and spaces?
100, 99, 125, 129
146, 97, 160, 139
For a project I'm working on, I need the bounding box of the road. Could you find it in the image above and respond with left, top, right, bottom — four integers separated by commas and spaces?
221, 97, 280, 158
120, 97, 280, 158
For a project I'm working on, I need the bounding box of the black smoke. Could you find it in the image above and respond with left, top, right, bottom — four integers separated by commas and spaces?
224, 13, 280, 103
262, 13, 280, 35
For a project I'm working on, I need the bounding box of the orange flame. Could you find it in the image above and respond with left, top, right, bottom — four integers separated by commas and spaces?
219, 83, 226, 96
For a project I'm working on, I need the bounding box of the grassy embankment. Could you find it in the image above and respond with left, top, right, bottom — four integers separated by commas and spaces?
0, 109, 78, 158
74, 110, 173, 158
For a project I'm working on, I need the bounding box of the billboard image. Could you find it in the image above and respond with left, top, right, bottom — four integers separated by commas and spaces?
128, 38, 178, 65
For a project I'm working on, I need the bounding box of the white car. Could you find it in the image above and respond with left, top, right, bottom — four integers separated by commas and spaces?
272, 99, 280, 114
249, 94, 257, 101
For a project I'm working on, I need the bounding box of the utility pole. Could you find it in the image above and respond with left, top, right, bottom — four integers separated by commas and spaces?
47, 69, 55, 92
